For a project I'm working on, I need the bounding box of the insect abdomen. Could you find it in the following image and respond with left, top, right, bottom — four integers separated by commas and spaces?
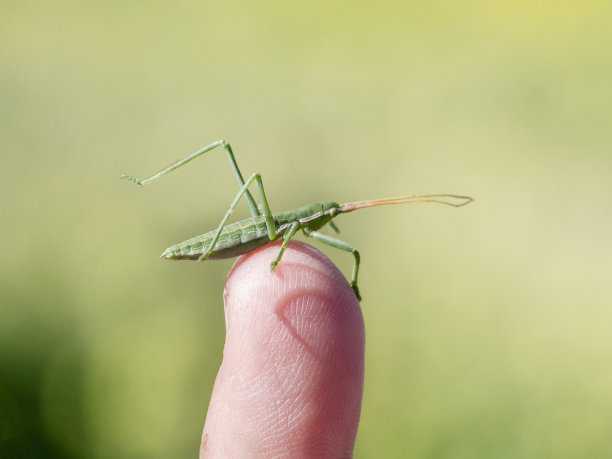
161, 216, 283, 260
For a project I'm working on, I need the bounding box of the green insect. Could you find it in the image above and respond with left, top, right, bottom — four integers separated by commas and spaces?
121, 140, 472, 300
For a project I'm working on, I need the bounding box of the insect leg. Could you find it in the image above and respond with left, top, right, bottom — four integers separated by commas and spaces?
199, 172, 278, 261
270, 221, 301, 271
303, 229, 361, 301
221, 141, 260, 217
120, 139, 260, 217
328, 220, 340, 234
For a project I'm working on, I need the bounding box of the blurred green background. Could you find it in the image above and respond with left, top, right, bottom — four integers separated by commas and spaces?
1, 1, 611, 457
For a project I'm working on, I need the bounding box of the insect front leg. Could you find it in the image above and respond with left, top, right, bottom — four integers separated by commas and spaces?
199, 172, 278, 261
270, 221, 301, 271
303, 229, 361, 301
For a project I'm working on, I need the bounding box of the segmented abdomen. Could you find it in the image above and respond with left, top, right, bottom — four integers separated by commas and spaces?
160, 216, 285, 260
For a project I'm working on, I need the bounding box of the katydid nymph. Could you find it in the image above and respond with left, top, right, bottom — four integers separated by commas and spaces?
120, 140, 473, 300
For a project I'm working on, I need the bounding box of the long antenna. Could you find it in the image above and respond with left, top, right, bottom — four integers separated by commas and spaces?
340, 194, 473, 213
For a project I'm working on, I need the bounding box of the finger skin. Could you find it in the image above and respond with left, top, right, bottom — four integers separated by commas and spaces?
201, 241, 365, 458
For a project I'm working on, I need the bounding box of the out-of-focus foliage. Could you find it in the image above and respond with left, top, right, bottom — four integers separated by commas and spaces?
1, 1, 611, 457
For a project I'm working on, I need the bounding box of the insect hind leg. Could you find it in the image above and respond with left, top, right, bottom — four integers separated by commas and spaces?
120, 139, 260, 217
199, 172, 278, 261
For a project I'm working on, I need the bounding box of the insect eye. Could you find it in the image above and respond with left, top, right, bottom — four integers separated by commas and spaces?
330, 207, 339, 217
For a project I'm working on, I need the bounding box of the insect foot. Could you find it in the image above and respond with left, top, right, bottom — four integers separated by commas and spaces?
351, 284, 362, 302
119, 174, 143, 186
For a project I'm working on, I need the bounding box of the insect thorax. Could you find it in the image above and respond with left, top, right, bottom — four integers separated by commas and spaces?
280, 200, 340, 232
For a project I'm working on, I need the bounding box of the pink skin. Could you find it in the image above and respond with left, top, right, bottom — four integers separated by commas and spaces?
201, 240, 365, 458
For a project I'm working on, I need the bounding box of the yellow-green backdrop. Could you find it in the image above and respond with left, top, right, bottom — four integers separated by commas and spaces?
1, 1, 611, 457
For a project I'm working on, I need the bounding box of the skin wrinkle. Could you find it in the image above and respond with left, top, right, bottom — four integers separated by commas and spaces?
221, 316, 305, 438
203, 241, 364, 458
285, 290, 358, 449
267, 341, 318, 429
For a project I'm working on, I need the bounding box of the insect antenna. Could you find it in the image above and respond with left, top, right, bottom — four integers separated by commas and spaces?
340, 194, 473, 213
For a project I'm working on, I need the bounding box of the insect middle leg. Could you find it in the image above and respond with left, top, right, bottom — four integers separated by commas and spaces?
303, 229, 361, 301
120, 139, 260, 217
199, 172, 278, 261
270, 221, 301, 271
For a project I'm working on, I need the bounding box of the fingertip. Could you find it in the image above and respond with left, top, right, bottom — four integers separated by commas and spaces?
224, 240, 359, 323
202, 241, 365, 458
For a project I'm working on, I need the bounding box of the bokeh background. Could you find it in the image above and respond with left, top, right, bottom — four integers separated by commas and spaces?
2, 1, 611, 457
